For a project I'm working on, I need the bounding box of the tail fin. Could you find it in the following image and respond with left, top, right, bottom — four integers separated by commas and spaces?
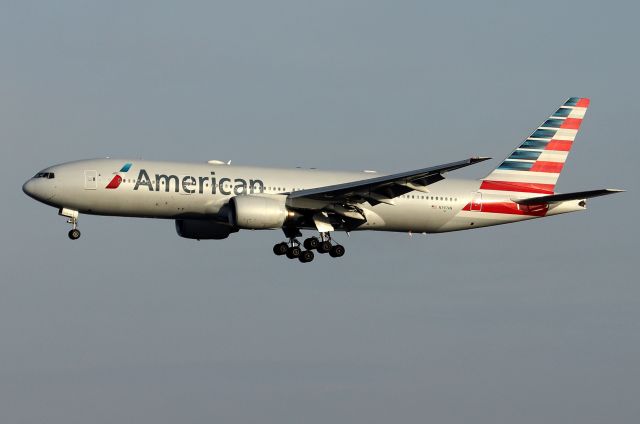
481, 97, 590, 195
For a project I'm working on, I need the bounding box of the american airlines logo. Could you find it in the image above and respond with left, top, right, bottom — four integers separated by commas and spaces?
107, 164, 266, 195
105, 162, 132, 189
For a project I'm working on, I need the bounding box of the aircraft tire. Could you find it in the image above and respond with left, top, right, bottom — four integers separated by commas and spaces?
329, 244, 345, 258
286, 246, 301, 259
299, 250, 314, 263
303, 237, 320, 250
273, 242, 288, 255
68, 229, 81, 240
317, 241, 332, 254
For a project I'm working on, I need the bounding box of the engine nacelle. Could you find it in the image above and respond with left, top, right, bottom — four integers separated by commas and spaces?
175, 219, 238, 240
229, 195, 289, 229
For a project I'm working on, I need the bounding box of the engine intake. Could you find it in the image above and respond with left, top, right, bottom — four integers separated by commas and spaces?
229, 195, 289, 229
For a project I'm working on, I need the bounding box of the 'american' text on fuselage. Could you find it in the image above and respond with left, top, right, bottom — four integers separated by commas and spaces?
133, 169, 265, 195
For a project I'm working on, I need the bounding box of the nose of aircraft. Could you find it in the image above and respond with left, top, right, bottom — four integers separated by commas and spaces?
22, 177, 55, 202
22, 179, 36, 198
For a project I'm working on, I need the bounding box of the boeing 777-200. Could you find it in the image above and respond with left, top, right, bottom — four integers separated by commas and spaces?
23, 98, 623, 262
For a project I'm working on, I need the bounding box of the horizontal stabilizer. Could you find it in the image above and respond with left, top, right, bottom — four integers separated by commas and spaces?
513, 189, 625, 205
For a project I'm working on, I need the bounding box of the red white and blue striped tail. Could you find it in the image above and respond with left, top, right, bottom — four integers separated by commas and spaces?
481, 97, 590, 195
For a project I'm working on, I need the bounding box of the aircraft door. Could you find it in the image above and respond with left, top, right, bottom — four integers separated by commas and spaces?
84, 170, 97, 190
470, 192, 482, 211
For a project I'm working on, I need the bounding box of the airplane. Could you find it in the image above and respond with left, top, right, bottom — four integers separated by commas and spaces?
22, 97, 623, 263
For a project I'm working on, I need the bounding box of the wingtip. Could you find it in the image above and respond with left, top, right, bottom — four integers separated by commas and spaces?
471, 156, 492, 163
606, 188, 625, 193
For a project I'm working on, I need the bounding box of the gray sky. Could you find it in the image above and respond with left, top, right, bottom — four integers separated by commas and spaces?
1, 1, 638, 423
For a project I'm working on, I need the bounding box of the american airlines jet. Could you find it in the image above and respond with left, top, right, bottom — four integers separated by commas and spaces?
23, 98, 622, 262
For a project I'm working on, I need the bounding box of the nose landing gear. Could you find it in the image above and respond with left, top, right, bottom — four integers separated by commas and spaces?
59, 208, 81, 240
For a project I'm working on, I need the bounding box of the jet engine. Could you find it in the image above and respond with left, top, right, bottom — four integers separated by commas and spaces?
229, 195, 290, 229
175, 219, 238, 240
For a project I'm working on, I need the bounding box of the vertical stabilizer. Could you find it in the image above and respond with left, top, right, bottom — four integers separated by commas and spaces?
481, 97, 590, 195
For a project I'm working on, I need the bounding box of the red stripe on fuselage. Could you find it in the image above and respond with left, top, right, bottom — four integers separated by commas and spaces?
530, 161, 564, 173
546, 139, 573, 151
480, 180, 555, 194
462, 201, 548, 216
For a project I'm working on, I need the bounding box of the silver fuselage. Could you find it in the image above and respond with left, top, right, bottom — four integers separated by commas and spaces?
22, 158, 585, 234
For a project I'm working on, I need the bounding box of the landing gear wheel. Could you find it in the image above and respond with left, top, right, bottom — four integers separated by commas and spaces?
286, 246, 301, 259
303, 237, 320, 250
273, 242, 288, 256
317, 241, 332, 254
299, 250, 315, 263
68, 229, 81, 240
329, 244, 345, 258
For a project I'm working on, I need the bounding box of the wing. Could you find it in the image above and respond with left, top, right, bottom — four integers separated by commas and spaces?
288, 157, 490, 206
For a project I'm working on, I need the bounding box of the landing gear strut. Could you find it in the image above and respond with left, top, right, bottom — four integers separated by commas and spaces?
59, 208, 81, 240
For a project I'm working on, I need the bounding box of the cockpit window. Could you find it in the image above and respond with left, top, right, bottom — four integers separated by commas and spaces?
33, 172, 55, 179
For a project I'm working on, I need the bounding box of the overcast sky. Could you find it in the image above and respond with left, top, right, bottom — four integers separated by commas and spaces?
1, 1, 638, 423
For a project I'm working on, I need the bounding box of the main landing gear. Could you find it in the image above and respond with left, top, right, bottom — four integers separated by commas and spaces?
272, 232, 345, 263
59, 208, 81, 240
273, 239, 312, 263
